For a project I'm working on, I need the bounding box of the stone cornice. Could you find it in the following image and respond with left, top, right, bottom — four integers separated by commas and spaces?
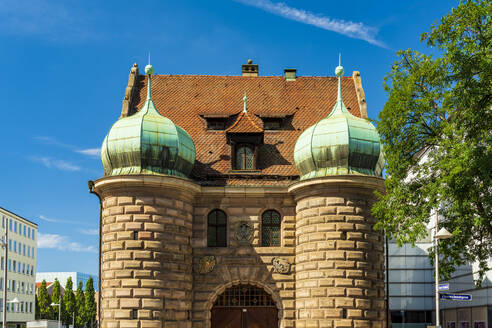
288, 175, 384, 200
200, 185, 289, 198
93, 175, 201, 201
94, 174, 384, 201
93, 175, 293, 200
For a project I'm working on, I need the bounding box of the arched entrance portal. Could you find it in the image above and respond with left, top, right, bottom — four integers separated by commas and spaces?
211, 284, 278, 328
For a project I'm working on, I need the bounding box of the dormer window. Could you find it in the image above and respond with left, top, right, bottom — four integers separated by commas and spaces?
206, 118, 227, 130
262, 118, 283, 130
226, 95, 263, 172
235, 144, 255, 170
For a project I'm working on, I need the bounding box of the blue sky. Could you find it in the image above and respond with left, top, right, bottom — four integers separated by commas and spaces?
0, 0, 456, 278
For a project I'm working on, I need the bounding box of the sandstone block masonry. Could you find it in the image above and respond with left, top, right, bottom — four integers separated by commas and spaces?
95, 175, 385, 328
98, 177, 198, 328
290, 178, 386, 328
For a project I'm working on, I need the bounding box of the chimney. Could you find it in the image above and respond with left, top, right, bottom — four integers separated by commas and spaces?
242, 59, 259, 77
284, 68, 296, 81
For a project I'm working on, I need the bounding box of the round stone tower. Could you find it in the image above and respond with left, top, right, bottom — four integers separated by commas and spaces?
291, 62, 386, 328
94, 63, 198, 328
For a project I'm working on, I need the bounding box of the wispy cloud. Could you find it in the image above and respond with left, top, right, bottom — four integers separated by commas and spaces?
38, 215, 83, 225
235, 0, 385, 47
75, 148, 101, 157
34, 136, 100, 158
37, 233, 97, 253
80, 228, 99, 236
34, 136, 72, 150
38, 215, 60, 223
30, 156, 81, 171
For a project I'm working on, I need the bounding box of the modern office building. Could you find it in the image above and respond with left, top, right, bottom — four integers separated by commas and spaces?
387, 232, 492, 328
36, 272, 98, 292
0, 207, 38, 328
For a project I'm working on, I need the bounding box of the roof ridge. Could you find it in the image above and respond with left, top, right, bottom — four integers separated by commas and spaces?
141, 75, 353, 78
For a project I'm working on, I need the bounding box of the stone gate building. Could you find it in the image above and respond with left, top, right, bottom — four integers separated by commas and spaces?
92, 60, 386, 328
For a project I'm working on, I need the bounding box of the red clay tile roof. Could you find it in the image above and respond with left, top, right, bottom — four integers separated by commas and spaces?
36, 282, 53, 289
226, 110, 263, 133
128, 73, 364, 185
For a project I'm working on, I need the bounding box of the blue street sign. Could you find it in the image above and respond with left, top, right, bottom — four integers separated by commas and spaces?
438, 283, 450, 291
440, 293, 472, 301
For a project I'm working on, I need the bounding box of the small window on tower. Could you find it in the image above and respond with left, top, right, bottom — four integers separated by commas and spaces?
131, 309, 138, 319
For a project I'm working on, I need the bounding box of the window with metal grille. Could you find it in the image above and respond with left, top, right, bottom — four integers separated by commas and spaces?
261, 210, 281, 246
214, 285, 275, 307
207, 209, 227, 247
235, 145, 255, 170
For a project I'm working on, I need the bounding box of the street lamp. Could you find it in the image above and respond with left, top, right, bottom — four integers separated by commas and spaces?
51, 295, 61, 328
434, 211, 452, 328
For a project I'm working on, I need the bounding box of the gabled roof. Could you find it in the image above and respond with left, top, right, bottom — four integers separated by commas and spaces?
122, 68, 368, 185
226, 111, 263, 133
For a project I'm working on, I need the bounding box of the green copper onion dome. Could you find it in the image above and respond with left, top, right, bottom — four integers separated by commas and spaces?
101, 63, 195, 178
294, 61, 384, 180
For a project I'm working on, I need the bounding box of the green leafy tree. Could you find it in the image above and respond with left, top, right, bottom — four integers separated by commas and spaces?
50, 279, 62, 321
373, 0, 492, 284
35, 294, 40, 319
75, 281, 85, 328
62, 277, 76, 327
84, 277, 96, 328
38, 280, 51, 319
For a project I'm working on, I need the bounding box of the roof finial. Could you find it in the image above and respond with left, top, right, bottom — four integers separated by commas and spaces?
335, 53, 344, 103
243, 92, 248, 113
144, 53, 154, 101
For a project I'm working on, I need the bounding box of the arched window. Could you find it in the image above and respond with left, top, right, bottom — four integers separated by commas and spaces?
214, 284, 276, 307
261, 210, 281, 246
208, 209, 227, 247
235, 145, 255, 170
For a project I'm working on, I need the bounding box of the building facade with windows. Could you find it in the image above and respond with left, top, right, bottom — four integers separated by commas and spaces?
92, 60, 386, 328
0, 207, 38, 328
36, 272, 98, 292
387, 235, 492, 328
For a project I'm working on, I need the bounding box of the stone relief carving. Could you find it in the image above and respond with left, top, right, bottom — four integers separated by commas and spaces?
235, 221, 254, 244
272, 257, 291, 274
198, 256, 216, 274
